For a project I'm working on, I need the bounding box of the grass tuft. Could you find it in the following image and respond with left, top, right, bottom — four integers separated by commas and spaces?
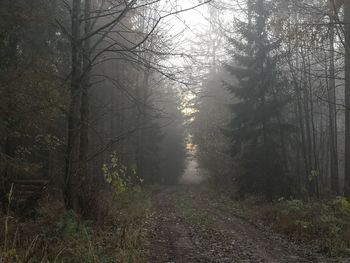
0, 189, 151, 262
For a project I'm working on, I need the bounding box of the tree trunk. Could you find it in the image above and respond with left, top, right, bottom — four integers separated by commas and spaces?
307, 52, 319, 196
135, 64, 150, 183
80, 0, 91, 172
300, 46, 314, 195
328, 14, 339, 194
2, 7, 18, 193
65, 0, 82, 212
77, 0, 92, 215
288, 24, 311, 192
344, 0, 350, 197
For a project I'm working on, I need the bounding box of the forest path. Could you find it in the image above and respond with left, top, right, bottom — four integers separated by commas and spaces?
146, 185, 329, 263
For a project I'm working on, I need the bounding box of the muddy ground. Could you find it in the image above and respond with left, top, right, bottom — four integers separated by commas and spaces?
146, 185, 332, 263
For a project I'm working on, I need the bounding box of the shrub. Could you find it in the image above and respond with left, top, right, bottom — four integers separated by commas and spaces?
102, 153, 142, 194
262, 197, 350, 257
0, 189, 151, 262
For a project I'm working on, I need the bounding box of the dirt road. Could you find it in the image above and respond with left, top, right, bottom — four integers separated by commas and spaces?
146, 185, 329, 263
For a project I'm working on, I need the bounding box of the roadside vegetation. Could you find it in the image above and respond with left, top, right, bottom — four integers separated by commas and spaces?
262, 197, 350, 258
207, 186, 350, 260
1, 166, 151, 262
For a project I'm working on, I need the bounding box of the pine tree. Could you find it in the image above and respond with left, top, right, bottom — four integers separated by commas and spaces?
226, 0, 291, 199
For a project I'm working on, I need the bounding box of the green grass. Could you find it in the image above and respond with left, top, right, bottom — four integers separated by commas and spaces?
175, 196, 214, 229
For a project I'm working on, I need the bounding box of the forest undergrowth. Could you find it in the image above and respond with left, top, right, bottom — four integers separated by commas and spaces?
207, 185, 350, 260
3, 183, 350, 262
0, 188, 151, 262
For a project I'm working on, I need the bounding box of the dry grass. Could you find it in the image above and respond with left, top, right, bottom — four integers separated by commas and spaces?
205, 185, 350, 259
258, 197, 350, 257
0, 189, 151, 262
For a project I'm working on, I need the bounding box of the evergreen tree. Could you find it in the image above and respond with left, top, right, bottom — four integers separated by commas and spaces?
226, 0, 291, 199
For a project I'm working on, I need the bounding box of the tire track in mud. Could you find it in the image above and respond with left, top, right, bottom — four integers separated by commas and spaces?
147, 187, 209, 262
146, 185, 330, 263
186, 187, 329, 263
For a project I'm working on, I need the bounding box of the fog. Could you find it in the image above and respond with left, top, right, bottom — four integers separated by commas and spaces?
2, 0, 350, 260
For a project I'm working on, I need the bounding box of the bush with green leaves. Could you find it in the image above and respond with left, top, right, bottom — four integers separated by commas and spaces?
102, 153, 142, 194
